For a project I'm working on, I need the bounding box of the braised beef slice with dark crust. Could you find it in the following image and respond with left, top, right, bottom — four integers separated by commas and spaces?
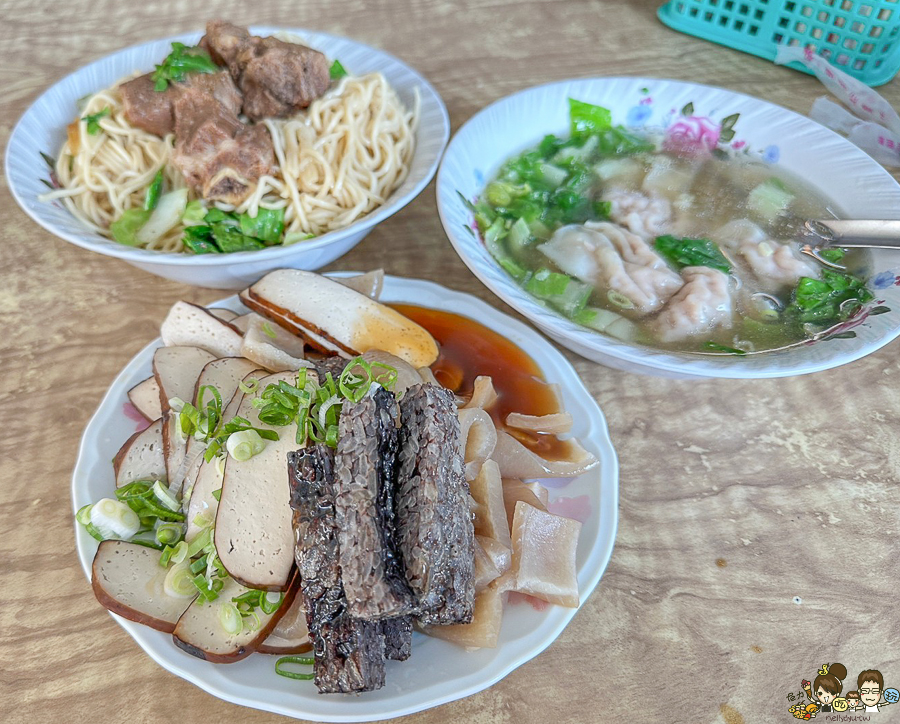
201, 19, 331, 120
119, 70, 242, 138
170, 79, 273, 205
288, 446, 386, 694
397, 383, 476, 626
334, 387, 416, 621
379, 617, 413, 661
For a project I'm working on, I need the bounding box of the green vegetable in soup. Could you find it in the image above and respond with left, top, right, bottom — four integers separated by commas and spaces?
151, 43, 219, 92
785, 269, 873, 326
110, 208, 152, 246
144, 169, 164, 211
702, 341, 747, 355
747, 177, 794, 222
569, 98, 612, 137
654, 235, 731, 274
818, 247, 846, 264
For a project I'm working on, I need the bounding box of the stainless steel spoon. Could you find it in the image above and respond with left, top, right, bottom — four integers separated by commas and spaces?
793, 219, 900, 249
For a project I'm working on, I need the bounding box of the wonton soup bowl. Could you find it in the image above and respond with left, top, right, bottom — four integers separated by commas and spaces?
6, 27, 449, 290
437, 77, 900, 379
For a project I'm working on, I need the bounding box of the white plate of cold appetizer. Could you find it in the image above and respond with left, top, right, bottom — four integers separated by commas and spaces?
72, 269, 618, 721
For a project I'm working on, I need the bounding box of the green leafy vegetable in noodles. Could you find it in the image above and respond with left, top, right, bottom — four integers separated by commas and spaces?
654, 235, 732, 274
151, 42, 219, 91
239, 208, 285, 244
329, 59, 347, 80
110, 209, 152, 246
82, 107, 110, 135
144, 170, 164, 211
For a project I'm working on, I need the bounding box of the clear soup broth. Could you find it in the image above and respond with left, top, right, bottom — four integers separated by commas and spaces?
472, 102, 874, 355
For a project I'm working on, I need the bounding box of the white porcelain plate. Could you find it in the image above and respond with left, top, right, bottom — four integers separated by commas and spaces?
438, 77, 900, 378
71, 274, 618, 722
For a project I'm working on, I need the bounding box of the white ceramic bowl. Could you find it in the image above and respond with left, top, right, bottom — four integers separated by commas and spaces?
7, 28, 449, 290
437, 77, 900, 378
71, 274, 619, 722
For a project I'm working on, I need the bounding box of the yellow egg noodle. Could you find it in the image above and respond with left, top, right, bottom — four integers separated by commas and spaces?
41, 73, 418, 252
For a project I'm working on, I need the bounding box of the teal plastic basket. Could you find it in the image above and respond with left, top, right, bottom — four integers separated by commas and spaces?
659, 0, 900, 86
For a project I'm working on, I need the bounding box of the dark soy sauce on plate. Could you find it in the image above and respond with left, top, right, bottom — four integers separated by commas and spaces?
393, 305, 575, 462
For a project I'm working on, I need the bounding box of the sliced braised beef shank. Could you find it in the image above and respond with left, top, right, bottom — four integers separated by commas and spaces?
200, 20, 331, 120
334, 387, 415, 620
397, 383, 476, 625
288, 446, 385, 694
171, 86, 273, 204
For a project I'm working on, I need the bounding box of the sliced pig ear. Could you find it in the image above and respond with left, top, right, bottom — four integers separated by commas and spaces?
92, 540, 196, 632
240, 269, 438, 368
510, 502, 581, 608
172, 574, 296, 663
114, 419, 166, 488
492, 429, 598, 479
335, 269, 384, 300
127, 377, 162, 421
420, 583, 505, 649
160, 301, 244, 358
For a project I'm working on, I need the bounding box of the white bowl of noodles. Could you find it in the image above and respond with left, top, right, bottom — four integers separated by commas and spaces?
6, 26, 449, 289
438, 77, 900, 379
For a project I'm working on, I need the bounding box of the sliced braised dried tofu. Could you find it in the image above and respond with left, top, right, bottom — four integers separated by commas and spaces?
173, 357, 263, 494
172, 576, 292, 663
510, 502, 581, 608
336, 269, 384, 299
162, 413, 188, 495
160, 301, 243, 358
152, 346, 216, 415
257, 594, 311, 655
230, 313, 252, 334
241, 313, 310, 373
186, 456, 224, 541
127, 377, 162, 421
92, 540, 196, 633
421, 583, 505, 649
469, 460, 511, 548
215, 371, 298, 590
114, 419, 166, 488
476, 535, 512, 578
457, 408, 497, 480
208, 308, 238, 322
502, 478, 548, 528
240, 269, 438, 368
193, 357, 262, 402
